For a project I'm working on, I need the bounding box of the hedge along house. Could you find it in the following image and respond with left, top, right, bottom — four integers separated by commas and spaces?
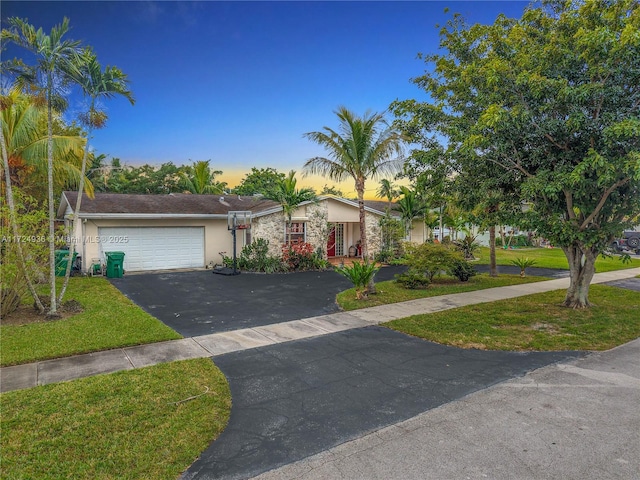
58, 192, 407, 273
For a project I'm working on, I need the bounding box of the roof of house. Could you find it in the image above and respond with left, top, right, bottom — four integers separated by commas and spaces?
59, 192, 281, 218
58, 192, 400, 220
315, 196, 400, 218
363, 199, 398, 215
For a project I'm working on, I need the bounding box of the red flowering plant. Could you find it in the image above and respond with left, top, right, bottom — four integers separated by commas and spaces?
281, 242, 321, 271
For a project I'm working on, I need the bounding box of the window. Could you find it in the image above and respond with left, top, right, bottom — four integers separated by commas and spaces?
285, 222, 306, 244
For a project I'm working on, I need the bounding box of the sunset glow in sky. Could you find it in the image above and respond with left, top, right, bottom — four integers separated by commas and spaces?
3, 1, 528, 198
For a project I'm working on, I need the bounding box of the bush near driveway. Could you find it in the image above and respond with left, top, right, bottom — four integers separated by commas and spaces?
0, 277, 181, 366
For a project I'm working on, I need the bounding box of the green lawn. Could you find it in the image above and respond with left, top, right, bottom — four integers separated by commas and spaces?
337, 274, 546, 311
0, 359, 231, 480
385, 285, 640, 351
0, 277, 181, 366
475, 246, 640, 271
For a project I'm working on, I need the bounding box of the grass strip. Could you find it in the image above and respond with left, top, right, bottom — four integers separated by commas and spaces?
0, 359, 230, 480
474, 246, 640, 271
337, 274, 546, 311
0, 277, 181, 366
385, 285, 640, 351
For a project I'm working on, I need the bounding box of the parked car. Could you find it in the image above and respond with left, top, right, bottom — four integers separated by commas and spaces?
610, 231, 640, 254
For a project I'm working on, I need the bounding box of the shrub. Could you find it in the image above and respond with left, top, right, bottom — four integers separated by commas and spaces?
402, 242, 464, 282
496, 234, 532, 248
224, 239, 285, 273
1, 189, 49, 317
394, 272, 430, 289
454, 234, 481, 260
335, 260, 380, 299
378, 216, 405, 261
281, 242, 327, 271
243, 239, 286, 273
448, 259, 477, 282
510, 257, 537, 277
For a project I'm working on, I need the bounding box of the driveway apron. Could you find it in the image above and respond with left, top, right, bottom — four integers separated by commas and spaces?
109, 267, 404, 337
182, 326, 583, 480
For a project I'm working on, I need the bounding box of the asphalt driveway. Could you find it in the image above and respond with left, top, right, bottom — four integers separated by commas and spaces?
110, 266, 405, 337
182, 326, 583, 480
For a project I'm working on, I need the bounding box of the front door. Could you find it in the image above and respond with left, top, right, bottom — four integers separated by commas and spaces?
327, 226, 336, 257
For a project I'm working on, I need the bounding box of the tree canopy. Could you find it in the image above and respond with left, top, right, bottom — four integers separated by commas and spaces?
393, 0, 640, 308
232, 167, 286, 198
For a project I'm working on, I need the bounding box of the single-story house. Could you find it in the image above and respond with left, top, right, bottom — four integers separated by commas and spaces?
57, 192, 407, 273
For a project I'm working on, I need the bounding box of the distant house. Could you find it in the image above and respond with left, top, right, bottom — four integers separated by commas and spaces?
57, 192, 404, 273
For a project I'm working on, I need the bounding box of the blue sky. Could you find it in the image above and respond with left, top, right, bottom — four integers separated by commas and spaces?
3, 1, 528, 196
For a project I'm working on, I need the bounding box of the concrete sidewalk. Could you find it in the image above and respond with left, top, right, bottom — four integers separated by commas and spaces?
2, 267, 639, 393
253, 337, 640, 480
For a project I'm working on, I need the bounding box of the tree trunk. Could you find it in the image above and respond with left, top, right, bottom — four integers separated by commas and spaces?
47, 78, 59, 318
59, 124, 91, 303
562, 245, 596, 308
0, 123, 45, 314
489, 225, 498, 277
356, 178, 375, 294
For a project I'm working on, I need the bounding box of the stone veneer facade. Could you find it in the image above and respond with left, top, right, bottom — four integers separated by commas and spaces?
250, 210, 287, 258
251, 200, 384, 259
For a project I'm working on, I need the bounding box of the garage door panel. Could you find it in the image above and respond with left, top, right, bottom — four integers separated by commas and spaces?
98, 227, 204, 272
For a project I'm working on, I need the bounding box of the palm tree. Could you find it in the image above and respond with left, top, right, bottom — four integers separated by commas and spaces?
1, 89, 87, 197
0, 97, 46, 313
377, 178, 399, 213
58, 48, 135, 301
303, 107, 404, 292
394, 186, 426, 242
180, 160, 226, 194
3, 17, 82, 316
272, 170, 317, 245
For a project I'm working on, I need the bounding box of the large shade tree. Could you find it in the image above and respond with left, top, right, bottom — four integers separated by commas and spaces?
303, 107, 405, 291
393, 0, 640, 308
232, 167, 285, 198
3, 17, 82, 316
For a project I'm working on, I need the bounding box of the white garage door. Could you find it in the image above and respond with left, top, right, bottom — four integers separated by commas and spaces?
98, 227, 205, 272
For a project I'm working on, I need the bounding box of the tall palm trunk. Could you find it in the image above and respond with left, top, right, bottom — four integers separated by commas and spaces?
58, 128, 90, 302
489, 225, 498, 277
58, 93, 96, 302
356, 178, 376, 294
46, 75, 58, 317
0, 122, 45, 313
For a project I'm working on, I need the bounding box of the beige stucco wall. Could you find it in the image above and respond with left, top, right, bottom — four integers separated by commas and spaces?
408, 219, 428, 243
68, 218, 240, 272
63, 197, 405, 272
326, 199, 360, 223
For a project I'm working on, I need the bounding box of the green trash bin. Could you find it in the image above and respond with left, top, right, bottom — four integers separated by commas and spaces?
55, 249, 78, 277
105, 251, 125, 278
